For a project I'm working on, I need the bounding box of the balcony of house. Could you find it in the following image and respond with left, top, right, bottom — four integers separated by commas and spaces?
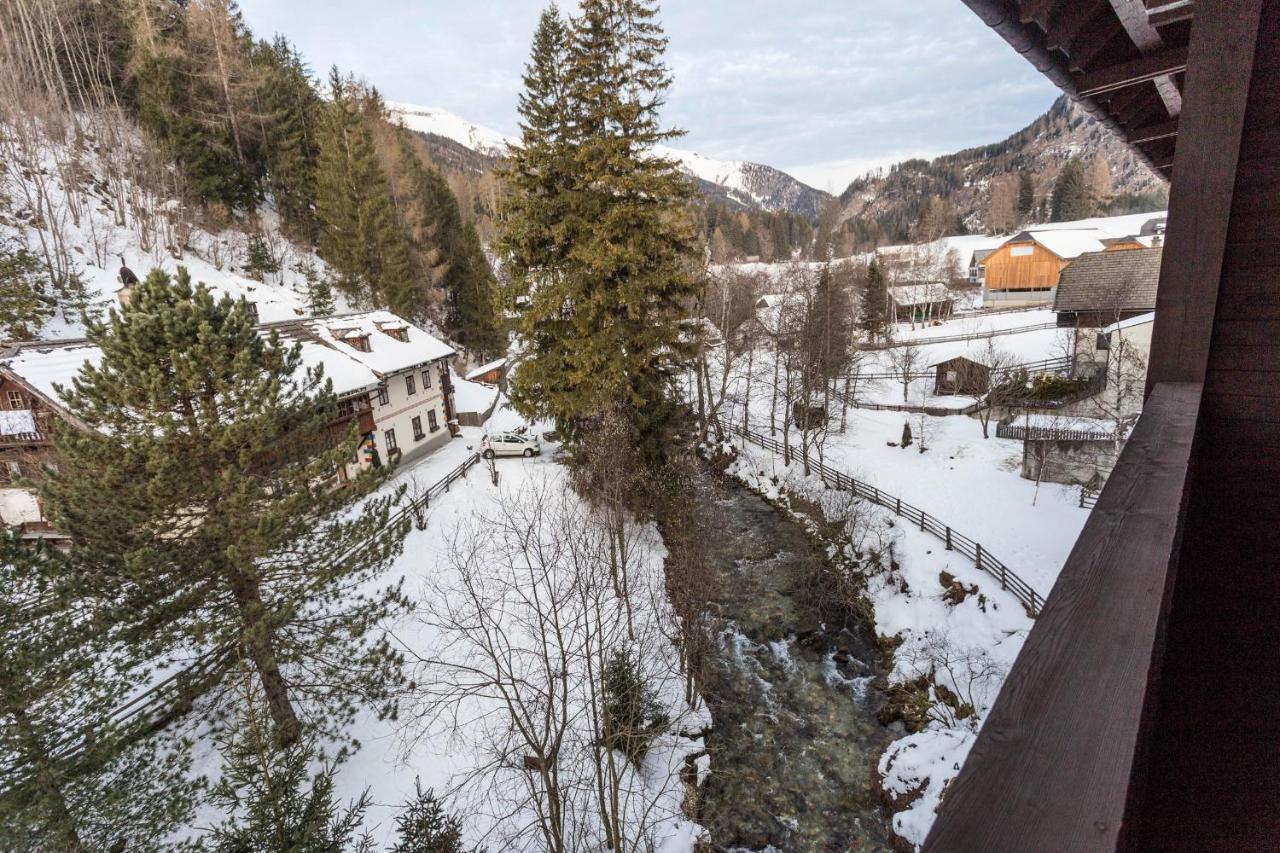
0, 409, 49, 448
332, 395, 375, 437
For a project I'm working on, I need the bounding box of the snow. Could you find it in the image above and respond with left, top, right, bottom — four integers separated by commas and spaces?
1017, 228, 1109, 260
4, 343, 103, 407
0, 409, 38, 436
449, 374, 499, 415
889, 282, 952, 307
1010, 413, 1123, 438
303, 311, 455, 377
463, 357, 506, 381
1102, 311, 1155, 335
295, 341, 379, 397
0, 487, 42, 525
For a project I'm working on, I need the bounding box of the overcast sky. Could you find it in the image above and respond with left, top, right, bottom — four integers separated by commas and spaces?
239, 1, 1060, 193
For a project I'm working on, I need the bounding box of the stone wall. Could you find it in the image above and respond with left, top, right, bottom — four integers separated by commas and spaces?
1022, 437, 1124, 487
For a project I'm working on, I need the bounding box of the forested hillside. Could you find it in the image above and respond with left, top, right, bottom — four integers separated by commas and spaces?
0, 0, 503, 357
821, 96, 1169, 254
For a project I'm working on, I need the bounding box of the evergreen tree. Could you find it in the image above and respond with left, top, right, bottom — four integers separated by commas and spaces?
244, 232, 280, 282
1017, 171, 1036, 220
859, 258, 889, 342
391, 781, 466, 853
39, 267, 410, 746
0, 537, 201, 851
901, 421, 913, 449
314, 69, 415, 313
0, 242, 53, 340
209, 699, 372, 852
256, 36, 323, 240
602, 650, 669, 764
1050, 158, 1091, 222
500, 0, 700, 463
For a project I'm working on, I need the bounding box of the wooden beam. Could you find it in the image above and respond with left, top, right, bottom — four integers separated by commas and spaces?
1130, 117, 1180, 144
1110, 0, 1183, 116
1044, 0, 1107, 52
1147, 0, 1264, 390
1147, 0, 1195, 27
1077, 45, 1190, 97
922, 382, 1202, 852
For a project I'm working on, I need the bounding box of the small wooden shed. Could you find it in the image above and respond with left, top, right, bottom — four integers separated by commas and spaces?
932, 355, 991, 396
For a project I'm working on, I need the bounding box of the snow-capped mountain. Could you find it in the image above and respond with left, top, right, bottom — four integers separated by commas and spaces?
388, 102, 831, 220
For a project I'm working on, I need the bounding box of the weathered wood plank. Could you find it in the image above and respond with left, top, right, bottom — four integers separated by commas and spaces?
923, 383, 1202, 852
1077, 45, 1189, 96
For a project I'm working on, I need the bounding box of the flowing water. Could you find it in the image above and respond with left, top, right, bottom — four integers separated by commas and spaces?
687, 471, 893, 852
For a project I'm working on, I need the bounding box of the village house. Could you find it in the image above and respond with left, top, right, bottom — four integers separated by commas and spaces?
981, 228, 1116, 308
1053, 246, 1162, 329
0, 310, 457, 533
931, 355, 991, 396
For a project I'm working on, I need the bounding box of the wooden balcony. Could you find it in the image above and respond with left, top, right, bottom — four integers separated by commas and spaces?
924, 382, 1201, 850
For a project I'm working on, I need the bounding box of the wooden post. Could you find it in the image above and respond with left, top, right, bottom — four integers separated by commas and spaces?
1000, 563, 1007, 591
946, 527, 952, 550
896, 497, 902, 514
976, 542, 983, 570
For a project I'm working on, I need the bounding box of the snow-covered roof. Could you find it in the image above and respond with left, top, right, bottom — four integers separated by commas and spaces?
1102, 311, 1155, 335
0, 409, 37, 436
0, 488, 42, 526
296, 341, 380, 397
4, 343, 103, 408
1006, 229, 1109, 260
302, 311, 455, 378
465, 358, 507, 382
889, 282, 952, 307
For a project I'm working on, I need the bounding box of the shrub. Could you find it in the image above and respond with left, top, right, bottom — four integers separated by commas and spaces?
603, 650, 669, 764
391, 781, 467, 853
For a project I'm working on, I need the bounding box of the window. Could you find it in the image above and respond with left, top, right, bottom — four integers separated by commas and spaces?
406, 374, 416, 396
428, 409, 439, 433
384, 428, 397, 451
422, 368, 432, 389
412, 416, 424, 440
1010, 245, 1034, 257
6, 391, 22, 409
377, 385, 389, 407
347, 335, 371, 353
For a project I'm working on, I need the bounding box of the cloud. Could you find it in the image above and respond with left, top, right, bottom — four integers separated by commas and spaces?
239, 0, 1060, 192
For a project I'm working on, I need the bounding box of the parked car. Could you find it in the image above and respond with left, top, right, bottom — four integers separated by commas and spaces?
480, 431, 541, 459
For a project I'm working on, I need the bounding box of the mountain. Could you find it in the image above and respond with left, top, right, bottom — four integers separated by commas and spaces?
387, 102, 831, 220
827, 96, 1168, 253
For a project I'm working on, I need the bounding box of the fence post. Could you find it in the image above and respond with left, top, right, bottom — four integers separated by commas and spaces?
895, 497, 901, 515
920, 513, 925, 532
976, 542, 983, 570
1000, 563, 1007, 591
945, 527, 952, 550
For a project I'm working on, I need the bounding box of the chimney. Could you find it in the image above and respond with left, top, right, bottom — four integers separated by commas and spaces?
1152, 234, 1163, 248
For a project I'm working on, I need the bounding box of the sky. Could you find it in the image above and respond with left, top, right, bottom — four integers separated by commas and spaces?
238, 0, 1061, 194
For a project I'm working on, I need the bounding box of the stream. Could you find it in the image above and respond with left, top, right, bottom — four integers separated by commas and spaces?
686, 469, 893, 852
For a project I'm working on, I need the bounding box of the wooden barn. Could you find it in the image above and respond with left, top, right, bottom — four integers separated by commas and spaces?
927, 2, 1280, 850
931, 355, 991, 396
981, 228, 1109, 307
1054, 246, 1162, 328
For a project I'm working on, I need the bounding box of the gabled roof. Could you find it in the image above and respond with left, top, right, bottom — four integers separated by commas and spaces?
1003, 229, 1110, 260
1054, 248, 1163, 314
268, 311, 456, 380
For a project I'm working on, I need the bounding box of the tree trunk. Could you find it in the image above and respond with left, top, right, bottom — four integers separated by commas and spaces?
228, 568, 300, 744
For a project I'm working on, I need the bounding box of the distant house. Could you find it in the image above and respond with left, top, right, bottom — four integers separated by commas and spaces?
981, 229, 1112, 308
465, 358, 508, 387
888, 281, 954, 325
969, 248, 996, 285
932, 355, 991, 396
1053, 247, 1162, 328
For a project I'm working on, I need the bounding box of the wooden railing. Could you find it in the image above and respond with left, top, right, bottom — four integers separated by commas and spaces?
2, 450, 483, 786
722, 420, 1044, 615
858, 321, 1058, 351
924, 382, 1202, 851
996, 422, 1122, 443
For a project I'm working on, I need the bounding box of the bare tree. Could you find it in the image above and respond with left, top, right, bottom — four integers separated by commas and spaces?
898, 632, 1009, 730
886, 341, 924, 403
967, 339, 1017, 439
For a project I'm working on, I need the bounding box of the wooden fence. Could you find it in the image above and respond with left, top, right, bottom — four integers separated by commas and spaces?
858, 321, 1058, 351
723, 421, 1044, 616
996, 422, 1120, 442
4, 451, 483, 786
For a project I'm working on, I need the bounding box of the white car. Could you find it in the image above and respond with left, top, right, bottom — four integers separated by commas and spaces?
480, 431, 542, 459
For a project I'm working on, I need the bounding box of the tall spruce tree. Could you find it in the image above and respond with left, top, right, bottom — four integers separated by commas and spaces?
256, 36, 322, 240
39, 268, 410, 746
0, 537, 201, 851
859, 258, 889, 342
314, 69, 415, 313
1050, 158, 1091, 222
1017, 171, 1036, 220
500, 0, 700, 463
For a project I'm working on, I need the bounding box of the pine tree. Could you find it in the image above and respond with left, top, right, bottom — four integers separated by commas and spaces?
314, 69, 415, 312
0, 242, 53, 340
1050, 158, 1091, 222
209, 697, 372, 852
39, 267, 410, 746
901, 421, 913, 449
244, 232, 280, 282
256, 36, 323, 240
391, 782, 466, 853
859, 258, 889, 342
500, 0, 700, 463
1017, 171, 1036, 220
0, 537, 201, 851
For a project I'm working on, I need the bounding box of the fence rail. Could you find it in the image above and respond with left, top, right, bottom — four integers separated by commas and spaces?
722, 421, 1044, 616
6, 450, 483, 785
859, 322, 1058, 351
996, 422, 1120, 443
1079, 487, 1099, 509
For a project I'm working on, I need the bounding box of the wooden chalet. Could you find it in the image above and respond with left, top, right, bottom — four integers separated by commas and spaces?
887, 281, 954, 325
927, 2, 1280, 851
981, 228, 1110, 306
1054, 245, 1162, 327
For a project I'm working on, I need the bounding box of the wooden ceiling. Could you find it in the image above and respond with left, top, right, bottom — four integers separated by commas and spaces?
963, 0, 1196, 178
